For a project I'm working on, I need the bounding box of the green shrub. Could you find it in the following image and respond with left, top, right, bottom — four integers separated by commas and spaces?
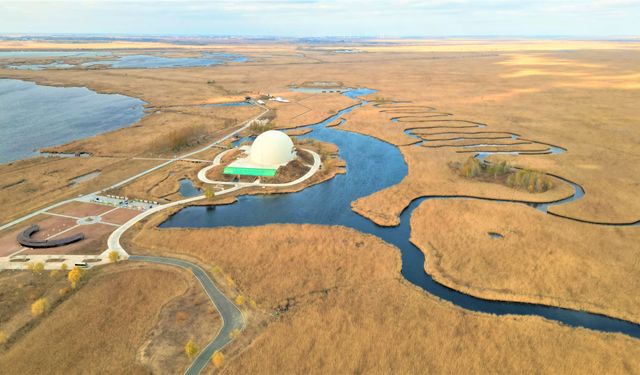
486, 160, 511, 177
459, 157, 482, 178
507, 169, 553, 193
455, 157, 552, 193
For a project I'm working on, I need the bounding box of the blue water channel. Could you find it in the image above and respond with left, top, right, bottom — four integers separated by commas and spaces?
161, 88, 640, 339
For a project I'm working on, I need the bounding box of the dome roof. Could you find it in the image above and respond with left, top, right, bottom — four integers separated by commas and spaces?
249, 130, 296, 167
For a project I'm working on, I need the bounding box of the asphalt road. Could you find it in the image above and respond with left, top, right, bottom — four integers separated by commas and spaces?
129, 255, 245, 375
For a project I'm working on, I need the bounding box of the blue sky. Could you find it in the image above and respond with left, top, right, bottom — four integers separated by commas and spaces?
1, 1, 639, 37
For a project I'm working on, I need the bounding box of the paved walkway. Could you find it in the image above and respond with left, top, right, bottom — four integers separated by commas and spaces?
0, 104, 268, 233
197, 148, 321, 188
0, 103, 267, 373
129, 255, 244, 375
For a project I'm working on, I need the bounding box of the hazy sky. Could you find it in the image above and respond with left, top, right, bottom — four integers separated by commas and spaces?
1, 0, 639, 37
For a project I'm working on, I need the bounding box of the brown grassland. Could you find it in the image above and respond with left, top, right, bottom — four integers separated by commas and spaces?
108, 160, 206, 203
0, 263, 219, 374
352, 146, 574, 226
411, 199, 640, 323
0, 156, 158, 223
0, 269, 70, 346
1, 40, 640, 372
123, 222, 640, 374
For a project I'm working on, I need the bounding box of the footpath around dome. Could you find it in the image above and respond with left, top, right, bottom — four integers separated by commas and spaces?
223, 130, 296, 177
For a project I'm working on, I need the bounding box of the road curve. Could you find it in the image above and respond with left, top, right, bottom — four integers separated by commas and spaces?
129, 255, 245, 375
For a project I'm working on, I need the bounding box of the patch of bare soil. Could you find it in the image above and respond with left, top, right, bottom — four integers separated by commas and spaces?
0, 264, 195, 374
138, 268, 221, 374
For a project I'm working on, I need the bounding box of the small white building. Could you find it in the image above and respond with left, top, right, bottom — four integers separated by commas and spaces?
269, 96, 290, 103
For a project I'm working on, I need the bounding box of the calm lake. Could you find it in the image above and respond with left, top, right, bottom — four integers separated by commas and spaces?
0, 79, 145, 163
2, 51, 247, 70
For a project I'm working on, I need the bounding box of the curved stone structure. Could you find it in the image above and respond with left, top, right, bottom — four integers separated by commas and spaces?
17, 224, 84, 248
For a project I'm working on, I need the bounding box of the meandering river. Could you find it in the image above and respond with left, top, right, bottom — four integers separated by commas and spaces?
161, 88, 640, 338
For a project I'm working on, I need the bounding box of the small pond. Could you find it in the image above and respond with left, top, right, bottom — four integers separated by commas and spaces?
179, 178, 202, 198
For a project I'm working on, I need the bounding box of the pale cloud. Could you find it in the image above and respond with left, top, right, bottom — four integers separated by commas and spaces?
0, 0, 639, 36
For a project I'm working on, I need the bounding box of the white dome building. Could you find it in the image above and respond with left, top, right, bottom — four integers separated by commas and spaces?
249, 130, 296, 167
224, 130, 297, 177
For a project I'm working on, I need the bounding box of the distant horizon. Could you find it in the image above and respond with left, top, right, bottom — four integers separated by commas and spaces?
0, 33, 638, 40
1, 1, 639, 37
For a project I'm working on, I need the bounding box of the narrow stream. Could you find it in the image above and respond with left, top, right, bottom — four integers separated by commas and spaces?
161, 88, 640, 338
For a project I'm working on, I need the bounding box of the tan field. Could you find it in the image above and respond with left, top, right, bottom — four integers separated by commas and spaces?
1, 39, 640, 372
123, 223, 640, 374
0, 263, 219, 374
352, 146, 574, 226
108, 160, 206, 203
0, 156, 158, 223
411, 199, 640, 323
0, 269, 71, 346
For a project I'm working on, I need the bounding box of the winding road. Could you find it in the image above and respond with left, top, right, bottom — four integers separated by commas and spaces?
129, 255, 244, 375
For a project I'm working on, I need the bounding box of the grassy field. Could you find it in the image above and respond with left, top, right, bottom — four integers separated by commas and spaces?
0, 263, 219, 374
352, 146, 574, 226
108, 160, 207, 203
410, 198, 640, 323
4, 45, 638, 225
1, 40, 639, 372
124, 223, 640, 374
0, 156, 158, 223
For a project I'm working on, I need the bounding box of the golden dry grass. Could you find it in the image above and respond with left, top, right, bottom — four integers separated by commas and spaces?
138, 267, 221, 374
370, 51, 640, 223
1, 41, 639, 372
0, 156, 158, 223
123, 223, 640, 374
221, 280, 640, 374
0, 270, 70, 347
4, 46, 637, 225
128, 224, 398, 307
339, 105, 419, 145
411, 198, 640, 323
42, 106, 259, 157
108, 160, 206, 203
359, 39, 640, 53
0, 263, 216, 374
267, 92, 356, 129
352, 146, 573, 226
